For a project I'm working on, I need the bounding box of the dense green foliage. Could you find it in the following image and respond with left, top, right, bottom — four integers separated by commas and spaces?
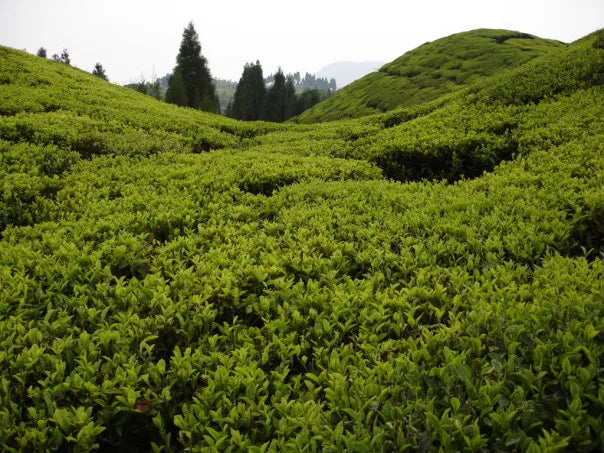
229, 63, 330, 122
92, 63, 108, 82
166, 22, 218, 113
230, 62, 266, 121
262, 69, 297, 123
0, 28, 602, 452
294, 29, 565, 123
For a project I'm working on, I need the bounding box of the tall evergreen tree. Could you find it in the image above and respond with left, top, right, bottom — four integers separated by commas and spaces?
231, 61, 266, 121
165, 70, 187, 106
36, 47, 47, 58
169, 21, 217, 112
92, 63, 108, 81
284, 75, 297, 120
263, 68, 287, 122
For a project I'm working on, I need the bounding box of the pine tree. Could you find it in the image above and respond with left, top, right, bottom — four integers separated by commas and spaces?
231, 61, 266, 121
284, 75, 297, 120
263, 68, 287, 122
262, 70, 298, 122
172, 21, 217, 112
165, 70, 187, 106
92, 63, 108, 81
36, 47, 47, 58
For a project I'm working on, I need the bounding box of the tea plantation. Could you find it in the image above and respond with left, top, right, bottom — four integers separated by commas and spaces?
0, 28, 602, 452
294, 29, 565, 123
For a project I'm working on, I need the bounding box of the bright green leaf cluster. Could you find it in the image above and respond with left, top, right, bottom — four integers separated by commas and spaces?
0, 29, 602, 452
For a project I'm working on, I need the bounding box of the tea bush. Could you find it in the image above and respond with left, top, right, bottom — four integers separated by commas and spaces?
0, 29, 602, 452
294, 29, 565, 123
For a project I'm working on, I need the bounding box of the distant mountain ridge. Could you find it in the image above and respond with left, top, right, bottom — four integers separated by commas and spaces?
294, 29, 566, 123
314, 61, 385, 88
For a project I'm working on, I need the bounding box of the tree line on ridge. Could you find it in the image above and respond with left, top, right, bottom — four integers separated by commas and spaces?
34, 22, 334, 122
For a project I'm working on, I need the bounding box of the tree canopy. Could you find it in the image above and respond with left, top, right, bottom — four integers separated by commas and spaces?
263, 68, 292, 122
231, 61, 266, 121
60, 49, 70, 65
92, 63, 108, 81
52, 49, 70, 65
227, 63, 329, 122
166, 22, 218, 112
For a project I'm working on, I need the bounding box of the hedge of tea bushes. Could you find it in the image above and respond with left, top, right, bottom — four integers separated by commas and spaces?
0, 46, 288, 155
293, 29, 565, 123
471, 31, 604, 106
1, 130, 601, 451
0, 31, 602, 452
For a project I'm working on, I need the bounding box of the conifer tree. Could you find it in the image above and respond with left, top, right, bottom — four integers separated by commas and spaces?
170, 21, 217, 112
284, 75, 297, 120
165, 70, 187, 106
36, 47, 47, 58
92, 63, 108, 81
231, 61, 266, 120
263, 68, 287, 122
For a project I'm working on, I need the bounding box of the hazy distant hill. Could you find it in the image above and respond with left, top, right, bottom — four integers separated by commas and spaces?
314, 61, 384, 88
295, 29, 565, 123
214, 78, 237, 114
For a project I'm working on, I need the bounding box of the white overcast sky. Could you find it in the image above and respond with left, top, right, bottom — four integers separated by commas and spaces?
0, 0, 602, 84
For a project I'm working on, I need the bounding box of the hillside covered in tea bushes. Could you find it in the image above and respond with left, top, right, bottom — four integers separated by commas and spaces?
0, 28, 602, 452
294, 29, 565, 123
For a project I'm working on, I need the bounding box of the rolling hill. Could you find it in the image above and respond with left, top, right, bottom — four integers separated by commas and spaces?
294, 29, 566, 123
0, 28, 602, 452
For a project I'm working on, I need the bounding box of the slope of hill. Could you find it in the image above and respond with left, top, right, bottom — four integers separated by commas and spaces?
0, 29, 602, 452
294, 29, 565, 123
315, 60, 385, 88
